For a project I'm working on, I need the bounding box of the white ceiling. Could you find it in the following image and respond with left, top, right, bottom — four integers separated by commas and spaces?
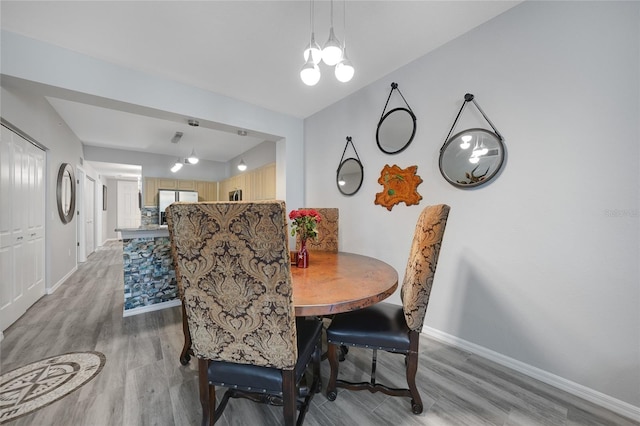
1, 1, 520, 176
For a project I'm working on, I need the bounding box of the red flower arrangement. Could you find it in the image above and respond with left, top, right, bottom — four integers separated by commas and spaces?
289, 209, 322, 241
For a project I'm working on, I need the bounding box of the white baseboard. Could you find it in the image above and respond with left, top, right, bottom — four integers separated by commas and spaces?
422, 326, 640, 422
122, 299, 181, 317
47, 265, 78, 295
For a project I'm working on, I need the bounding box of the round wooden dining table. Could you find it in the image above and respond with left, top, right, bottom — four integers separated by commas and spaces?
291, 251, 399, 317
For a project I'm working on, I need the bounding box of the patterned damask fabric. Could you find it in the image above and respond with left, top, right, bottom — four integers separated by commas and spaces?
401, 204, 450, 331
166, 201, 298, 370
297, 208, 339, 252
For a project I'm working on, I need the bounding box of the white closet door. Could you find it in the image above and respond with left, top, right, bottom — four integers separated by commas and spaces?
0, 125, 18, 330
0, 125, 46, 332
24, 142, 45, 305
117, 180, 141, 229
85, 175, 95, 256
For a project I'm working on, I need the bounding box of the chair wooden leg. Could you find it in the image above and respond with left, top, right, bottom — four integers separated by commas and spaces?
198, 359, 216, 426
406, 331, 423, 414
282, 369, 296, 426
326, 343, 339, 401
180, 302, 192, 365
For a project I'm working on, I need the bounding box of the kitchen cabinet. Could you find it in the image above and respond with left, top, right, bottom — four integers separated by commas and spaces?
196, 181, 217, 201
157, 178, 177, 190
176, 179, 195, 190
144, 177, 218, 206
143, 177, 158, 206
218, 163, 275, 201
247, 163, 276, 200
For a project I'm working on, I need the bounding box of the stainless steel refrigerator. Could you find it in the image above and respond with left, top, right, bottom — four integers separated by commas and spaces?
158, 190, 198, 224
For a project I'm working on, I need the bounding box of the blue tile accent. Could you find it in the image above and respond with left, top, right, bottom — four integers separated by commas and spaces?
141, 207, 159, 226
122, 236, 178, 311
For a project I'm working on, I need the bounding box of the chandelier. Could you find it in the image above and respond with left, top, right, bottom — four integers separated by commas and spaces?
300, 0, 354, 86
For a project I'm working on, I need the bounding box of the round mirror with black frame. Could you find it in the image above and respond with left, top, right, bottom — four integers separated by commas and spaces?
336, 136, 364, 196
376, 107, 417, 155
337, 158, 364, 196
56, 163, 76, 224
376, 82, 417, 155
439, 128, 505, 188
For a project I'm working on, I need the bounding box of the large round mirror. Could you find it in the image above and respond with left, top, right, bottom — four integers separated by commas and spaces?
337, 158, 364, 196
56, 163, 76, 223
439, 128, 506, 188
376, 107, 416, 155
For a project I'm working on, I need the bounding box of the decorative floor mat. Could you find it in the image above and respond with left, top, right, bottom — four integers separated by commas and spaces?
0, 351, 106, 422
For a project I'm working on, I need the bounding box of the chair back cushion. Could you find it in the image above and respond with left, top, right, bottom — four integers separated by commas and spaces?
297, 208, 339, 252
401, 204, 450, 331
167, 201, 297, 369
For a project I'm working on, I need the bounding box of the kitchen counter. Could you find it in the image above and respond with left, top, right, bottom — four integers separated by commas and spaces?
116, 225, 168, 239
117, 225, 180, 316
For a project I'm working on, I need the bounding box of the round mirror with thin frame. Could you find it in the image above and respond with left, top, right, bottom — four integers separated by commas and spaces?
57, 163, 76, 224
376, 107, 416, 155
337, 158, 363, 196
439, 128, 505, 188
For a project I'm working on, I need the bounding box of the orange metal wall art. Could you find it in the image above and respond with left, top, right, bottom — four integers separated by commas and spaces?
374, 164, 423, 211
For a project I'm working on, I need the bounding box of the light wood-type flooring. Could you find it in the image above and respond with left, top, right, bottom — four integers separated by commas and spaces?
1, 241, 637, 426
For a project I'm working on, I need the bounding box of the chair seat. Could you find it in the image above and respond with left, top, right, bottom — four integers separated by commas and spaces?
209, 317, 322, 395
327, 303, 410, 352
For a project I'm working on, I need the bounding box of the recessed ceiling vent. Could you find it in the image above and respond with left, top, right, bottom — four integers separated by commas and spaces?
171, 131, 184, 144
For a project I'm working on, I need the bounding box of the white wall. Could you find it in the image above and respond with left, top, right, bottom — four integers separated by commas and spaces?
228, 140, 277, 177
84, 145, 228, 181
305, 0, 639, 412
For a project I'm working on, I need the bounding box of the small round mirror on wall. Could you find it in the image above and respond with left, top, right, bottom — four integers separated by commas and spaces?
56, 163, 76, 224
439, 128, 505, 188
376, 107, 417, 155
337, 158, 364, 196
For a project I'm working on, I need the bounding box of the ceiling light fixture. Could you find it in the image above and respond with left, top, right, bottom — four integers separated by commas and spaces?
303, 0, 321, 65
171, 159, 183, 173
322, 0, 342, 66
300, 0, 321, 86
171, 131, 183, 144
187, 148, 199, 164
300, 0, 354, 86
334, 0, 354, 83
237, 159, 247, 172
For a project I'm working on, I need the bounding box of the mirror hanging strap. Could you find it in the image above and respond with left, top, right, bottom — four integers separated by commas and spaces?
441, 93, 504, 151
380, 82, 414, 122
338, 136, 361, 167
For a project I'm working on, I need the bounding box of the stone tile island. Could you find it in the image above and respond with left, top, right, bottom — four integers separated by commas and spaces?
116, 225, 180, 317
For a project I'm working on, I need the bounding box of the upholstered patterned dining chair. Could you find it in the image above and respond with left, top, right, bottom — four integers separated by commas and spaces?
296, 208, 339, 252
165, 207, 193, 367
325, 204, 450, 415
167, 201, 322, 426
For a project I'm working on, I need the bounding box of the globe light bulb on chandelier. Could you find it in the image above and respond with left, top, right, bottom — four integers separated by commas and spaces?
322, 26, 342, 66
303, 33, 322, 65
335, 47, 354, 82
300, 55, 321, 86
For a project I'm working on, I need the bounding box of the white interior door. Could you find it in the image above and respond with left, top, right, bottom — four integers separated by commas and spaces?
85, 175, 95, 256
0, 125, 46, 332
117, 180, 141, 229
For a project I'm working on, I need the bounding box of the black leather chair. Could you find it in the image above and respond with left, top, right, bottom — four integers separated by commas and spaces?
167, 201, 322, 426
325, 204, 450, 414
